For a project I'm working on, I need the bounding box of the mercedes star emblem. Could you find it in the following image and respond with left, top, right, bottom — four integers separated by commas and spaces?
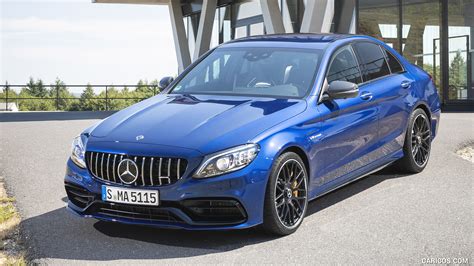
117, 158, 139, 184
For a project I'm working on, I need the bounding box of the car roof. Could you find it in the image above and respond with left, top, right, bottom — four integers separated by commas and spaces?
227, 33, 355, 44
219, 33, 365, 50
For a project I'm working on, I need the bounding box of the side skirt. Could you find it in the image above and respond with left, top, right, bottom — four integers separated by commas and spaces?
310, 161, 394, 202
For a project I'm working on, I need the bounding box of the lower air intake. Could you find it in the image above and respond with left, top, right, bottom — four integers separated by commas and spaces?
181, 199, 247, 224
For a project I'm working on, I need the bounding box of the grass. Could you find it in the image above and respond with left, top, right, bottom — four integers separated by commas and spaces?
0, 204, 17, 223
2, 255, 27, 266
0, 178, 27, 265
0, 198, 15, 204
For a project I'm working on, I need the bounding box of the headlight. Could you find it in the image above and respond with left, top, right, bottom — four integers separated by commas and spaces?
71, 135, 86, 168
193, 144, 259, 178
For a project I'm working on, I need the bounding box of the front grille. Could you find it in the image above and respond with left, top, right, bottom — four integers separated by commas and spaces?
85, 151, 187, 186
89, 202, 184, 223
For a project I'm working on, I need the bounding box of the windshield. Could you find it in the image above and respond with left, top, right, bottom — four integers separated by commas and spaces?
169, 47, 322, 98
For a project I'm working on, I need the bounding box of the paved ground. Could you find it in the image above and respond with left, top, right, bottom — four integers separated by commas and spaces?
0, 112, 472, 265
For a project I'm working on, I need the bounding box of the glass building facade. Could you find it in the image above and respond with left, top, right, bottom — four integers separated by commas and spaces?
181, 0, 473, 110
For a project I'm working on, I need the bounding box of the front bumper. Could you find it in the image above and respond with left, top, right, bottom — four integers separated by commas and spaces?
64, 151, 271, 230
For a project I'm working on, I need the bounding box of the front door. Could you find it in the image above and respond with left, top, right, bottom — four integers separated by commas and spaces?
312, 45, 379, 187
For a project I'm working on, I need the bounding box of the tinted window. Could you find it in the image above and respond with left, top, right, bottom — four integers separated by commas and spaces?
170, 47, 322, 98
327, 46, 362, 84
384, 49, 404, 73
353, 42, 390, 81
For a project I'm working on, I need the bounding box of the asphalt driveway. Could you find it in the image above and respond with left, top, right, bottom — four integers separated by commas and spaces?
0, 112, 472, 264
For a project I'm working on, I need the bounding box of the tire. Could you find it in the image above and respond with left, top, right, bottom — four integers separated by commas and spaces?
262, 152, 308, 236
394, 108, 432, 173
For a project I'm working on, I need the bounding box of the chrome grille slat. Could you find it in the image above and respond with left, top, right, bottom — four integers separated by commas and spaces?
166, 158, 172, 184
85, 151, 186, 187
150, 157, 154, 186
95, 153, 99, 177
100, 153, 105, 180
141, 157, 145, 186
119, 155, 123, 184
177, 159, 180, 179
89, 152, 94, 175
134, 156, 137, 186
112, 154, 117, 182
158, 158, 162, 186
106, 154, 111, 181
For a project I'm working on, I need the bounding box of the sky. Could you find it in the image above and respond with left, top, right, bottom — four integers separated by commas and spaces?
0, 0, 177, 87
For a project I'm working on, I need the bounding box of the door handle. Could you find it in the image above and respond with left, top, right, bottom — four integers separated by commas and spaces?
360, 91, 373, 101
401, 80, 412, 89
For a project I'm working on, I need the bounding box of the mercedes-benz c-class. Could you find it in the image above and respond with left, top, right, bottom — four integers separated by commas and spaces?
65, 34, 440, 235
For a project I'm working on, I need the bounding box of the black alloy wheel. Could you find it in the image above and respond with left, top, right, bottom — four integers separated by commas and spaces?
394, 108, 432, 173
411, 113, 431, 167
274, 159, 307, 228
263, 152, 308, 235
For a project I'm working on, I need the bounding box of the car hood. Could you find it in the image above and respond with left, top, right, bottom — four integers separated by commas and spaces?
89, 94, 307, 154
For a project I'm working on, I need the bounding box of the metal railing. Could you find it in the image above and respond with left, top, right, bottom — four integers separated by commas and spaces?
1, 85, 161, 111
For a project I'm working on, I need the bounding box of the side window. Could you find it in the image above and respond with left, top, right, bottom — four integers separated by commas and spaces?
327, 46, 362, 84
384, 49, 404, 74
353, 42, 391, 81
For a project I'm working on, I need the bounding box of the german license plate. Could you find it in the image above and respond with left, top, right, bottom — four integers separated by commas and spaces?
102, 185, 159, 206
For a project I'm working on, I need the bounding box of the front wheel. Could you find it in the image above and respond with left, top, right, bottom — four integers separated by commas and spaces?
394, 108, 432, 173
262, 152, 308, 236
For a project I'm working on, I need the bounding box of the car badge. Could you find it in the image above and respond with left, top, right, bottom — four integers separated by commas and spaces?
136, 135, 144, 141
117, 159, 139, 184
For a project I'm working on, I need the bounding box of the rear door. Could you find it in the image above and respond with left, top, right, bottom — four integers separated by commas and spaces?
377, 48, 412, 149
353, 42, 411, 156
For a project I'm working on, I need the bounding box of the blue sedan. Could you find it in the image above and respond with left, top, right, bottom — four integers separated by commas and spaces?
65, 34, 441, 235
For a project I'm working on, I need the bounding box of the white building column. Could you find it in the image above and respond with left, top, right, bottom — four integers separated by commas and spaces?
259, 0, 285, 34
193, 0, 217, 61
168, 0, 191, 73
300, 0, 334, 33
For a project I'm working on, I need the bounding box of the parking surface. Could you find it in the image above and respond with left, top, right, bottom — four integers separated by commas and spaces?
0, 112, 472, 264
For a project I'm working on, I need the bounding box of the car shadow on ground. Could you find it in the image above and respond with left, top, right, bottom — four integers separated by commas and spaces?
306, 166, 409, 216
22, 166, 409, 261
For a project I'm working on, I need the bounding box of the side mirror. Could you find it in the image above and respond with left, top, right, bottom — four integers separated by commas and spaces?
325, 80, 359, 99
158, 76, 174, 90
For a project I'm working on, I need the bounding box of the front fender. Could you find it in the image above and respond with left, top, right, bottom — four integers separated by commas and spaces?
255, 124, 315, 185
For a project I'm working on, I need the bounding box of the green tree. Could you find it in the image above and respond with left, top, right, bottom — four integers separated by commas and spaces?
1, 81, 20, 109
17, 89, 54, 111
448, 51, 467, 100
103, 86, 126, 110
136, 80, 148, 93
5, 81, 18, 98
26, 77, 49, 98
79, 84, 98, 111
51, 78, 75, 110
5, 78, 164, 111
122, 86, 137, 107
135, 79, 158, 98
17, 78, 54, 111
149, 79, 160, 95
1, 81, 9, 108
1, 81, 8, 100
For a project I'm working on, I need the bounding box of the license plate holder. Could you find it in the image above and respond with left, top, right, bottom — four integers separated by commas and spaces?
101, 185, 159, 206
